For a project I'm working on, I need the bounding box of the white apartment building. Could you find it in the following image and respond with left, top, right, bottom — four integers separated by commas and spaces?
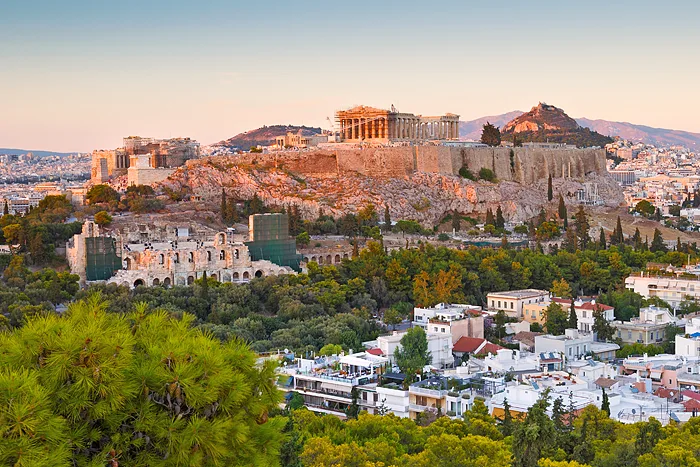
552, 298, 615, 334
612, 306, 676, 345
413, 303, 485, 341
535, 329, 593, 362
676, 317, 700, 357
625, 274, 700, 308
376, 330, 453, 369
486, 289, 550, 318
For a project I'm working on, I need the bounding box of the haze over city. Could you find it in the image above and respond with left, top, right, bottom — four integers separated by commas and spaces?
2, 0, 700, 152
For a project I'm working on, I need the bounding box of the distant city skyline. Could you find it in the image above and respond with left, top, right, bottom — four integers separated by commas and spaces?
2, 0, 699, 152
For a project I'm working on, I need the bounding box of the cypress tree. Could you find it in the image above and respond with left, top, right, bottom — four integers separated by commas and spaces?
485, 208, 495, 226
568, 299, 578, 330
676, 236, 683, 252
220, 189, 228, 222
599, 228, 606, 249
633, 228, 642, 250
452, 212, 461, 232
558, 195, 567, 223
384, 204, 392, 232
496, 205, 505, 229
2, 200, 8, 216
650, 228, 667, 253
601, 388, 610, 416
615, 216, 624, 244
547, 174, 553, 201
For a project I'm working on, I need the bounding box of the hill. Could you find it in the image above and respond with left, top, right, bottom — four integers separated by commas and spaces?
458, 111, 523, 141
0, 148, 77, 157
500, 103, 613, 148
461, 111, 700, 148
206, 125, 323, 153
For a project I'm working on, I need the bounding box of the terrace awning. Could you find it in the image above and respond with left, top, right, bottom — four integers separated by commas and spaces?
340, 355, 374, 368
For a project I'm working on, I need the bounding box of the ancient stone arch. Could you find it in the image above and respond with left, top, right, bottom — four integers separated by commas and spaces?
335, 254, 341, 263
176, 277, 185, 286
233, 272, 240, 280
234, 249, 240, 260
220, 250, 226, 260
159, 254, 165, 265
255, 270, 263, 278
343, 253, 349, 259
153, 278, 160, 286
207, 251, 212, 261
216, 232, 226, 245
222, 272, 231, 282
189, 252, 194, 263
134, 279, 145, 287
163, 277, 171, 287
326, 255, 332, 264
243, 271, 250, 279
187, 275, 194, 285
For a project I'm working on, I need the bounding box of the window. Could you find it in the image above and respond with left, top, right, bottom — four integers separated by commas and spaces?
491, 300, 494, 307
441, 328, 445, 333
434, 327, 438, 332
207, 251, 212, 262
568, 348, 572, 356
510, 302, 514, 309
188, 252, 194, 263
498, 301, 501, 308
159, 254, 164, 265
174, 253, 179, 264
220, 250, 226, 260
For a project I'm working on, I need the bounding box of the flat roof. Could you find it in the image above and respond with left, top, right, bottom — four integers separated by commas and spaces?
487, 289, 549, 299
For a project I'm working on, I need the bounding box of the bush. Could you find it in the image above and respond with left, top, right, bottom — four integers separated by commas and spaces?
94, 211, 113, 227
438, 233, 450, 241
514, 225, 529, 234
458, 166, 476, 180
478, 168, 496, 182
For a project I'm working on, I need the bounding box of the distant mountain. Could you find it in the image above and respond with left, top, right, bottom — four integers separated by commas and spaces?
461, 110, 700, 148
207, 125, 323, 153
459, 111, 523, 141
575, 118, 700, 148
0, 148, 77, 157
500, 103, 613, 148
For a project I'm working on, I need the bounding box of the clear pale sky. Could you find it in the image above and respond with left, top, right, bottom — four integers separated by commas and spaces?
2, 0, 699, 152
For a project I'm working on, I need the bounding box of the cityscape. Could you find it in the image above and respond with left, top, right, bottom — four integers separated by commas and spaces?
2, 2, 700, 466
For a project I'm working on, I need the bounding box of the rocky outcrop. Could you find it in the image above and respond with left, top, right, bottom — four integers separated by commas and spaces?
160, 157, 624, 225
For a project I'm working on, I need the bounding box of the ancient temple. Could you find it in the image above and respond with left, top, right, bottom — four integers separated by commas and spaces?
335, 105, 460, 143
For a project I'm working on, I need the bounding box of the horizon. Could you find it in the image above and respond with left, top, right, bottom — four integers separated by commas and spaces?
2, 0, 700, 152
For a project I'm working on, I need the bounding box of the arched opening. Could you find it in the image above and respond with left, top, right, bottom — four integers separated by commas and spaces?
326, 255, 332, 264
317, 256, 323, 265
163, 277, 171, 287
159, 254, 165, 265
343, 253, 349, 259
233, 272, 240, 280
206, 251, 212, 262
134, 279, 144, 287
176, 277, 185, 286
255, 270, 263, 278
187, 275, 194, 285
188, 252, 194, 263
335, 254, 341, 263
243, 271, 250, 279
304, 257, 310, 263
234, 249, 239, 260
311, 256, 317, 263
220, 250, 226, 260
125, 258, 132, 270
222, 272, 231, 282
153, 278, 160, 286
174, 253, 179, 264
218, 233, 225, 244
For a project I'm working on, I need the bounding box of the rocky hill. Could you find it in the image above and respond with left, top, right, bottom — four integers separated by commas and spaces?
206, 125, 323, 153
461, 110, 700, 148
160, 154, 623, 226
500, 103, 613, 148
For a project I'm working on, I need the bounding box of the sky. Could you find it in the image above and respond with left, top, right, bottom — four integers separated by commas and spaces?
1, 0, 699, 152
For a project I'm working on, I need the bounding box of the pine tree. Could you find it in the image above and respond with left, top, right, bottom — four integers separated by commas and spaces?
601, 388, 611, 416
485, 208, 495, 226
615, 216, 624, 244
496, 205, 505, 229
547, 174, 553, 201
452, 212, 460, 232
501, 398, 515, 436
599, 228, 606, 249
220, 189, 228, 222
384, 204, 392, 232
480, 122, 502, 147
568, 299, 578, 330
2, 200, 8, 216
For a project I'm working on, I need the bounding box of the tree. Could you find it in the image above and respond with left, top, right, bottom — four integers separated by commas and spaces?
394, 327, 431, 385
2, 200, 8, 216
295, 231, 310, 248
615, 216, 624, 244
85, 184, 119, 205
383, 204, 392, 232
220, 188, 228, 222
512, 389, 556, 467
551, 278, 572, 299
633, 227, 642, 250
573, 205, 590, 250
452, 212, 461, 232
601, 388, 610, 416
93, 210, 113, 226
319, 343, 343, 356
547, 174, 553, 201
481, 122, 502, 147
599, 227, 606, 249
544, 302, 568, 335
346, 387, 361, 420
479, 167, 497, 182
249, 193, 264, 215
500, 398, 515, 436
0, 295, 285, 466
382, 307, 402, 330
496, 205, 505, 229
650, 228, 667, 253
568, 299, 578, 330
558, 195, 568, 229
635, 200, 655, 217
593, 307, 615, 342
485, 208, 495, 227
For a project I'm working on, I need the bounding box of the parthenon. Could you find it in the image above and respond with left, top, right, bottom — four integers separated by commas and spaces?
335, 105, 460, 143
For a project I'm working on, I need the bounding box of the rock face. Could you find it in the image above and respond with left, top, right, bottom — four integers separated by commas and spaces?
160, 153, 624, 226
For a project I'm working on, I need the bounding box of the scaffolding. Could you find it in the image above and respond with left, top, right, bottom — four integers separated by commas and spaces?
85, 237, 121, 281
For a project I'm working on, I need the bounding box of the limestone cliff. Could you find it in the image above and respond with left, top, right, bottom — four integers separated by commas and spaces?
160, 152, 624, 225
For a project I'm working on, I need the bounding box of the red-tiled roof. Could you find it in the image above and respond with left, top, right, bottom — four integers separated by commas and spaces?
366, 348, 384, 356
682, 390, 700, 401
595, 377, 618, 389
452, 336, 504, 354
654, 387, 678, 399
453, 336, 485, 353
551, 297, 614, 311
683, 398, 700, 411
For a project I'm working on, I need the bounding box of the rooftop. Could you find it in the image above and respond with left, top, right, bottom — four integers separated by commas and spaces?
487, 289, 549, 299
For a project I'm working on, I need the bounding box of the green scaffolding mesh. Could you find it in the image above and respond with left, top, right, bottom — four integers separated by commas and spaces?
85, 237, 121, 281
245, 238, 301, 272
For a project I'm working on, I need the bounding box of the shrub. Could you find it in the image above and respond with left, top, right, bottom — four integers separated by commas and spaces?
459, 166, 476, 180
478, 167, 496, 182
